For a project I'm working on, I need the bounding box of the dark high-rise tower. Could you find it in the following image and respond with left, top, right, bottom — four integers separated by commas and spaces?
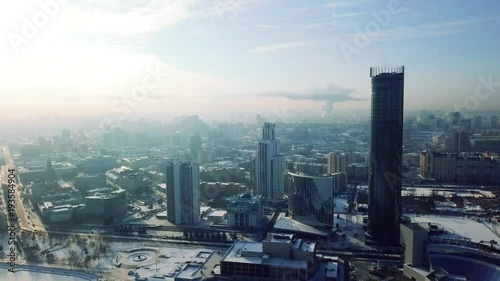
366, 66, 404, 245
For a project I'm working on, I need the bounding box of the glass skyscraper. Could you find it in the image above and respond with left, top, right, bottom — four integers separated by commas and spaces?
366, 66, 405, 245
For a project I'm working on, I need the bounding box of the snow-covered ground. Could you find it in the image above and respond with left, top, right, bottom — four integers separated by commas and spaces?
334, 197, 348, 214
408, 214, 499, 242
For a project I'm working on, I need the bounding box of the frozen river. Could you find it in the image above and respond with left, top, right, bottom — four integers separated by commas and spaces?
1, 271, 91, 281
0, 263, 100, 281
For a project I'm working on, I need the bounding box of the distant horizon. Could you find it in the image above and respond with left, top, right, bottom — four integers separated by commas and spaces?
1, 1, 499, 124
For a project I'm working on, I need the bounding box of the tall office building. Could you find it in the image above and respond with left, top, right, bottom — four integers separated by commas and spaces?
166, 162, 200, 225
255, 123, 285, 200
473, 115, 482, 130
189, 134, 202, 160
287, 172, 335, 227
491, 115, 498, 129
367, 66, 405, 245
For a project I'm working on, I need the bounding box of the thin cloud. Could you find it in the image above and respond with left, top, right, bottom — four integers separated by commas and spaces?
371, 17, 495, 40
303, 23, 325, 29
332, 12, 366, 19
256, 24, 278, 29
249, 41, 316, 54
325, 0, 369, 8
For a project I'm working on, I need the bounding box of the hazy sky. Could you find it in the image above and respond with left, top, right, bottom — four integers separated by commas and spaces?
1, 0, 499, 123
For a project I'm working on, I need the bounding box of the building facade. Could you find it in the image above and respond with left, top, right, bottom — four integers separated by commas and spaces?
287, 172, 335, 227
420, 151, 500, 184
75, 173, 106, 192
220, 233, 315, 281
367, 66, 405, 244
166, 162, 200, 225
327, 152, 347, 174
227, 193, 263, 228
255, 123, 285, 200
85, 189, 128, 218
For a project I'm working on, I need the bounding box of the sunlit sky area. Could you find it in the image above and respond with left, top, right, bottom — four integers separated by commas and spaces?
0, 0, 499, 123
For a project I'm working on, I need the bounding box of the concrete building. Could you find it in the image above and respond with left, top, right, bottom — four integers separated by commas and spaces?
166, 162, 200, 225
207, 210, 227, 223
419, 151, 500, 184
473, 115, 482, 130
30, 180, 59, 204
79, 155, 118, 174
121, 157, 157, 170
18, 157, 58, 185
255, 123, 285, 201
287, 172, 335, 228
220, 233, 316, 281
346, 163, 368, 181
367, 66, 405, 245
189, 134, 202, 160
39, 201, 85, 223
85, 189, 127, 219
226, 193, 263, 228
470, 137, 500, 152
74, 173, 106, 192
449, 131, 470, 153
331, 172, 347, 192
401, 223, 435, 281
491, 115, 498, 129
327, 152, 347, 174
106, 166, 149, 192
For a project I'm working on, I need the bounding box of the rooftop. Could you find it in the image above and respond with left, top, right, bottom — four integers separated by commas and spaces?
221, 241, 308, 270
274, 217, 329, 237
403, 222, 427, 232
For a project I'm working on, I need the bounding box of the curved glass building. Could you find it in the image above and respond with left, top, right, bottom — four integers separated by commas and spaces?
287, 172, 334, 227
366, 66, 405, 244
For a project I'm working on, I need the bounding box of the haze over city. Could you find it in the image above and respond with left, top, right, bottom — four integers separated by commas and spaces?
1, 0, 500, 127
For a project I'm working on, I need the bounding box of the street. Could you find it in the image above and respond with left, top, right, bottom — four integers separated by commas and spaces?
1, 146, 45, 234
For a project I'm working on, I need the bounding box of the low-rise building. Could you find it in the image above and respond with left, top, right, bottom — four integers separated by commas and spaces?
207, 210, 227, 223
79, 155, 118, 174
226, 193, 263, 228
75, 173, 106, 192
220, 233, 316, 281
106, 166, 149, 192
85, 189, 128, 219
40, 201, 85, 223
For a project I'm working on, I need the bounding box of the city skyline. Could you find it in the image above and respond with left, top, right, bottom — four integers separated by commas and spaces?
1, 2, 500, 280
1, 1, 499, 124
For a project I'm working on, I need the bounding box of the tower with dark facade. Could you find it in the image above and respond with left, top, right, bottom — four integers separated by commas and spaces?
366, 66, 405, 245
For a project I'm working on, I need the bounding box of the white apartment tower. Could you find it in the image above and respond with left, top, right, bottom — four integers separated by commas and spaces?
166, 162, 200, 225
255, 123, 284, 200
327, 152, 347, 174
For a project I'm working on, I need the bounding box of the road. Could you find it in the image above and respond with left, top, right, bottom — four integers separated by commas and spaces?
316, 249, 402, 261
1, 145, 45, 234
